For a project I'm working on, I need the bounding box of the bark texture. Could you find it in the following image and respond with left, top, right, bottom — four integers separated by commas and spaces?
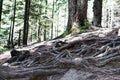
23, 0, 31, 45
0, 0, 3, 23
92, 0, 102, 27
67, 0, 88, 33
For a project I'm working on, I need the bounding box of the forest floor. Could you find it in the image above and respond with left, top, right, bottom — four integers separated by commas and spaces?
0, 28, 120, 80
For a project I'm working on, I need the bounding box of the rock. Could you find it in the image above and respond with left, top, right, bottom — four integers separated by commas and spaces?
60, 69, 97, 80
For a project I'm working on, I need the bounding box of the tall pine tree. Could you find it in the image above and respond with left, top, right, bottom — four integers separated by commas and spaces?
23, 0, 31, 45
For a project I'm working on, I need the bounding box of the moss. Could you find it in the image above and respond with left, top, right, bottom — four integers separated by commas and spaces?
56, 25, 89, 39
62, 31, 69, 37
78, 26, 87, 33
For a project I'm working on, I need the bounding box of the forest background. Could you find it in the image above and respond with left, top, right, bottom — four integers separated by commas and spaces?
0, 0, 120, 50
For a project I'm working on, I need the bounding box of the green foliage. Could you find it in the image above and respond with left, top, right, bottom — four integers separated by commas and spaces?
0, 28, 8, 36
0, 28, 9, 46
0, 0, 68, 47
0, 46, 8, 51
117, 0, 120, 5
32, 32, 37, 39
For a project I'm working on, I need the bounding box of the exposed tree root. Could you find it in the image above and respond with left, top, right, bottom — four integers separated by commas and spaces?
0, 28, 120, 80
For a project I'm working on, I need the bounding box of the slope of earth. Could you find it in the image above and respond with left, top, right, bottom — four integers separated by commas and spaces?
0, 28, 120, 80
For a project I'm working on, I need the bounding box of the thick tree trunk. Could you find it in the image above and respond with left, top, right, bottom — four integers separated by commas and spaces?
23, 0, 31, 45
67, 0, 77, 33
67, 0, 88, 34
78, 0, 88, 27
92, 0, 102, 27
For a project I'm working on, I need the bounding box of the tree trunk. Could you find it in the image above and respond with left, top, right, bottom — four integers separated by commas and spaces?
56, 0, 59, 37
67, 0, 77, 33
0, 0, 3, 28
11, 0, 17, 48
37, 0, 41, 42
7, 20, 12, 48
67, 0, 88, 34
51, 0, 55, 39
37, 19, 41, 42
92, 0, 102, 27
18, 29, 21, 46
23, 0, 31, 45
78, 0, 88, 27
44, 0, 47, 41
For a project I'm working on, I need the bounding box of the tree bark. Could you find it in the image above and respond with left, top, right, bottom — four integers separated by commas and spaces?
51, 0, 55, 39
77, 0, 88, 27
11, 0, 17, 48
44, 0, 48, 41
0, 0, 3, 28
37, 0, 41, 42
18, 29, 21, 46
92, 0, 102, 27
23, 0, 31, 45
67, 0, 77, 33
67, 0, 88, 34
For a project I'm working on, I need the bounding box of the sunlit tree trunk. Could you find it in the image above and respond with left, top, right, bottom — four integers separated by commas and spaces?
7, 0, 17, 48
37, 0, 41, 42
11, 0, 16, 48
56, 0, 59, 37
0, 0, 3, 28
37, 18, 41, 42
67, 0, 88, 34
44, 0, 47, 41
18, 29, 21, 46
67, 0, 77, 33
23, 0, 31, 45
92, 0, 102, 27
37, 22, 41, 42
51, 0, 54, 39
29, 28, 32, 42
